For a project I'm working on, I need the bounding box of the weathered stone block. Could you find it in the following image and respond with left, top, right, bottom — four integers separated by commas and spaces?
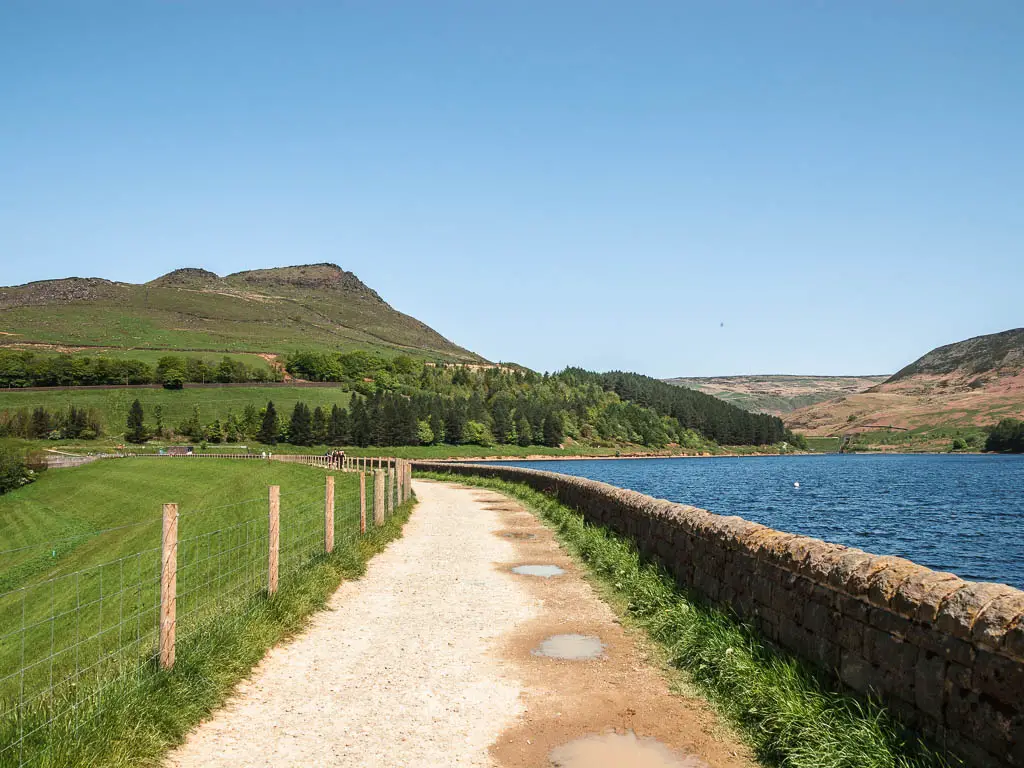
945, 688, 1016, 757
864, 626, 919, 681
803, 599, 832, 636
779, 536, 818, 572
946, 660, 973, 690
837, 593, 871, 622
973, 649, 1024, 707
1004, 619, 1024, 660
867, 559, 931, 610
835, 617, 864, 653
914, 651, 947, 719
828, 550, 873, 590
840, 651, 886, 695
807, 634, 841, 670
908, 623, 975, 667
868, 606, 912, 638
972, 593, 1024, 651
799, 541, 847, 581
848, 555, 905, 595
937, 583, 1018, 641
751, 574, 772, 608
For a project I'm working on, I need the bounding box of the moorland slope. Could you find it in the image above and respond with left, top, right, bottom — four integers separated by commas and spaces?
664, 375, 887, 415
0, 264, 482, 362
786, 329, 1024, 438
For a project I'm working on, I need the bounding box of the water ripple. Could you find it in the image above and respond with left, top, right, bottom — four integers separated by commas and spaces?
488, 454, 1024, 589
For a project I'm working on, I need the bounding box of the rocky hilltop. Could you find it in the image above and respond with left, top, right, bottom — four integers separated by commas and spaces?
0, 264, 483, 362
883, 328, 1024, 390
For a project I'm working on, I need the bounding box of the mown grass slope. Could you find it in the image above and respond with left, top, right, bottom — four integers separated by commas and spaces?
0, 459, 373, 701
0, 458, 406, 768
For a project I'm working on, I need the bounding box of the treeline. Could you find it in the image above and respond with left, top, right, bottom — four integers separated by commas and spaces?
985, 419, 1024, 453
0, 350, 281, 388
559, 369, 798, 447
122, 390, 713, 451
285, 352, 797, 447
0, 406, 104, 440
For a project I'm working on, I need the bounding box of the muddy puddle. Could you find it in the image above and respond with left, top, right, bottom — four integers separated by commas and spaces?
549, 731, 710, 767
533, 634, 605, 660
512, 565, 565, 578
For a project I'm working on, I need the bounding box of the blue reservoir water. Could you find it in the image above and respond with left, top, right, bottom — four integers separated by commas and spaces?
485, 454, 1024, 589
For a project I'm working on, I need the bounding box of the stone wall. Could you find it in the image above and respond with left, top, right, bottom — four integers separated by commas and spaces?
414, 461, 1024, 767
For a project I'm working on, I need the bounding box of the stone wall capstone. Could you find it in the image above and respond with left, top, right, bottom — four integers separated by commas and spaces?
413, 461, 1024, 767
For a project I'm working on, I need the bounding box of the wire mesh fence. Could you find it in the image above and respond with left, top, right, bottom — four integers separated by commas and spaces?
0, 458, 412, 768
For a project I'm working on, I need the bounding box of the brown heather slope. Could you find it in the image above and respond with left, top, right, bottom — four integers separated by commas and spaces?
663, 375, 887, 415
785, 329, 1024, 436
0, 263, 484, 362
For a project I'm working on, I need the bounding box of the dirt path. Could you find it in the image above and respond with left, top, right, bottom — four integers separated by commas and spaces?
166, 480, 752, 768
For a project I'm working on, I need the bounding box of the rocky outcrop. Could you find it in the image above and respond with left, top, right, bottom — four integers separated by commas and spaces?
225, 263, 387, 304
414, 461, 1024, 767
0, 277, 125, 308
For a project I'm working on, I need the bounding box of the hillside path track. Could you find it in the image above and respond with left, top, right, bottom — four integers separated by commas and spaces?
166, 480, 751, 768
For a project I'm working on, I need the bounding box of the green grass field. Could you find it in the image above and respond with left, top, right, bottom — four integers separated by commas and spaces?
0, 459, 378, 704
805, 436, 842, 452
0, 385, 352, 439
0, 457, 407, 767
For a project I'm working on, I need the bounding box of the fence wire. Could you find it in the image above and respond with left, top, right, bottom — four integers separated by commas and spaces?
0, 462, 404, 768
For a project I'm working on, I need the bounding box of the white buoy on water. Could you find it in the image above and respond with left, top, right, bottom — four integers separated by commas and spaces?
793, 482, 800, 488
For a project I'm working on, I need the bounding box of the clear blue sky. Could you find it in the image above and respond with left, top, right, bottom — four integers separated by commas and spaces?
2, 2, 1021, 377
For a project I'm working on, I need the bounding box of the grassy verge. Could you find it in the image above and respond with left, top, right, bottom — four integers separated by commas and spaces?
418, 471, 950, 768
0, 494, 413, 768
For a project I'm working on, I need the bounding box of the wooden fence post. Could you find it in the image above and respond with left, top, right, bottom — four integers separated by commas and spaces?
160, 502, 178, 671
390, 462, 397, 514
268, 485, 280, 596
396, 459, 404, 505
359, 472, 367, 534
325, 475, 335, 554
373, 470, 385, 526
384, 465, 392, 517
407, 460, 413, 500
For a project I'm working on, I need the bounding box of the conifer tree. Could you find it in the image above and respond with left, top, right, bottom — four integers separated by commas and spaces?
328, 404, 350, 445
312, 406, 328, 445
515, 416, 532, 447
126, 399, 147, 444
289, 402, 313, 446
542, 413, 564, 448
257, 401, 279, 445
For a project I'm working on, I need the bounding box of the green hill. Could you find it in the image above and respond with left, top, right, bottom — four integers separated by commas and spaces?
0, 263, 482, 362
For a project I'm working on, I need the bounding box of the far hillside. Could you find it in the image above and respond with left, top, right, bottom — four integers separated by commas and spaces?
664, 375, 887, 415
786, 328, 1024, 451
0, 263, 482, 363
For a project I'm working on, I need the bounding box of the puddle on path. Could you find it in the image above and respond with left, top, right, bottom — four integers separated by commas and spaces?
549, 731, 710, 767
533, 634, 605, 660
512, 564, 565, 578
499, 532, 536, 540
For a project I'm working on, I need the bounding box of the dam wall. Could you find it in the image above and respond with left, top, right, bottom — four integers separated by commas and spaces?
413, 461, 1024, 767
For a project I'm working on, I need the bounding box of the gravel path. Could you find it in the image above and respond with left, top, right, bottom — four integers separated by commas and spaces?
166, 480, 537, 768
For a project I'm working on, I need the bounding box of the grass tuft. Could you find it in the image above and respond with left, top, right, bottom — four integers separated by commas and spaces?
419, 472, 953, 768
